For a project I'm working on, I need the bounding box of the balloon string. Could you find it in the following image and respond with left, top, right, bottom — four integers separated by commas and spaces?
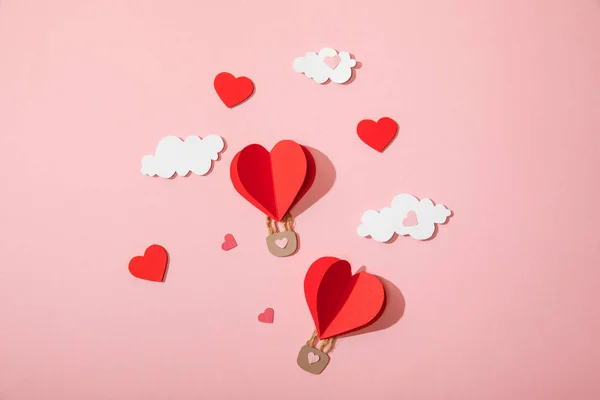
266, 216, 273, 234
266, 216, 279, 234
306, 329, 336, 354
266, 214, 294, 234
319, 338, 336, 354
306, 329, 319, 347
284, 213, 293, 232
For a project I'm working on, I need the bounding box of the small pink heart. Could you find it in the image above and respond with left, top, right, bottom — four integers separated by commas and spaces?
402, 211, 418, 227
221, 234, 237, 251
308, 352, 320, 365
258, 307, 274, 323
323, 55, 341, 70
274, 238, 288, 248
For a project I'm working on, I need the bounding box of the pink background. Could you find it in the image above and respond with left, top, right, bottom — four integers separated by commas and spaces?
1, 0, 600, 399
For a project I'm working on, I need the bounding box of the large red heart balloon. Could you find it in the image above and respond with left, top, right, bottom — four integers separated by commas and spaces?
304, 257, 385, 339
230, 140, 315, 221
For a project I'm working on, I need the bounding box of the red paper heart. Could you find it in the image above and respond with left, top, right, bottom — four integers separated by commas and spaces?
304, 257, 385, 339
258, 307, 274, 323
230, 141, 316, 221
128, 245, 168, 282
214, 72, 255, 108
357, 117, 398, 152
221, 234, 237, 251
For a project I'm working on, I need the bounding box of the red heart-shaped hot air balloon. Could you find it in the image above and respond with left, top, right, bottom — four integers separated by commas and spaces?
230, 140, 316, 221
304, 257, 385, 339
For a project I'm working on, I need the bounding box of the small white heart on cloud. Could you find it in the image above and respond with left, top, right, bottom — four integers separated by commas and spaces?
357, 194, 451, 242
293, 48, 357, 84
141, 135, 224, 179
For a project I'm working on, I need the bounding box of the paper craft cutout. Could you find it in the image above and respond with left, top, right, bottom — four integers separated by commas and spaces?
323, 55, 341, 70
357, 194, 451, 242
297, 345, 330, 375
214, 72, 254, 108
293, 48, 357, 84
305, 257, 385, 339
275, 238, 288, 248
230, 140, 316, 256
141, 135, 224, 178
357, 117, 398, 152
297, 257, 386, 374
258, 308, 274, 324
266, 231, 297, 257
128, 245, 168, 282
221, 234, 237, 251
230, 141, 315, 221
402, 211, 418, 227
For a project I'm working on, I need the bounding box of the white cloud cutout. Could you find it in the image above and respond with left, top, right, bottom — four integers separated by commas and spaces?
141, 135, 224, 178
357, 194, 451, 242
293, 48, 357, 84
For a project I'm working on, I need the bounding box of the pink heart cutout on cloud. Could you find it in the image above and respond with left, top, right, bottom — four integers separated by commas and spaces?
402, 211, 418, 227
258, 307, 274, 323
308, 352, 320, 365
221, 233, 237, 251
274, 238, 288, 248
323, 55, 341, 70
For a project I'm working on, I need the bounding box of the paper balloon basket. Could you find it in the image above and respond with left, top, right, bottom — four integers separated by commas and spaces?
230, 140, 317, 257
297, 256, 386, 374
265, 213, 298, 257
297, 331, 334, 374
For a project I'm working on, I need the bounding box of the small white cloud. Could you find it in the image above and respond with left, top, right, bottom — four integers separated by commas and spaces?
141, 135, 224, 179
293, 48, 357, 84
357, 194, 451, 242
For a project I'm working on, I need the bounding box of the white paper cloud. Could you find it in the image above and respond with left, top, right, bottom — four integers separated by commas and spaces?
357, 194, 451, 242
141, 135, 224, 178
293, 48, 357, 84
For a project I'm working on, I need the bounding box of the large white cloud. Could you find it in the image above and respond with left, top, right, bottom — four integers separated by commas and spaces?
357, 194, 451, 242
293, 48, 357, 84
141, 135, 224, 178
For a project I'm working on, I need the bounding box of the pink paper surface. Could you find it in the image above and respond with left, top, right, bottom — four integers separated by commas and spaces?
1, 1, 600, 399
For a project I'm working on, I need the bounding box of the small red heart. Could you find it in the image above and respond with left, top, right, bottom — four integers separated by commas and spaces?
357, 117, 398, 152
128, 245, 168, 282
221, 233, 238, 251
258, 307, 274, 323
214, 72, 255, 108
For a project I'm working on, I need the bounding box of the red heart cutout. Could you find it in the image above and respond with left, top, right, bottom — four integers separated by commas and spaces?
357, 117, 398, 152
221, 234, 238, 251
214, 72, 254, 108
304, 257, 385, 339
230, 141, 316, 221
258, 308, 274, 323
128, 245, 168, 282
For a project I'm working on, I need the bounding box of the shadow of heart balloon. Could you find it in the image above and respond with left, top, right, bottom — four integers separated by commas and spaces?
290, 147, 336, 217
339, 276, 405, 338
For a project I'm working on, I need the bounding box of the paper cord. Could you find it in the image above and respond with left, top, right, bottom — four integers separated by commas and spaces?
266, 213, 294, 235
306, 329, 336, 354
